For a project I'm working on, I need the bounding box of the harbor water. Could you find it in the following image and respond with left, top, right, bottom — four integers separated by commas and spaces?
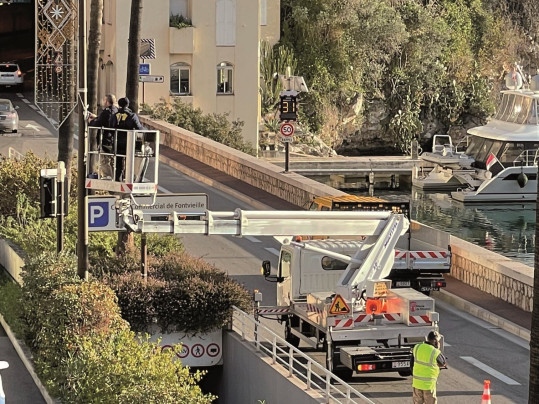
308, 175, 536, 267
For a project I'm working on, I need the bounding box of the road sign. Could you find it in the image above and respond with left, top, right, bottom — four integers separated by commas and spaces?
280, 122, 295, 142
87, 193, 208, 232
139, 63, 150, 75
150, 329, 223, 367
139, 75, 164, 83
329, 294, 350, 315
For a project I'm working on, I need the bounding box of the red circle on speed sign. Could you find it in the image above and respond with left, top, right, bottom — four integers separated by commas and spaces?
280, 123, 295, 137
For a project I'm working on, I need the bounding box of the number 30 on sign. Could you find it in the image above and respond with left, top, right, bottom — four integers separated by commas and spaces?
280, 123, 295, 141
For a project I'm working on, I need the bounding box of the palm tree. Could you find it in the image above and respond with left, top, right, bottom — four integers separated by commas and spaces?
126, 0, 143, 113
87, 0, 104, 174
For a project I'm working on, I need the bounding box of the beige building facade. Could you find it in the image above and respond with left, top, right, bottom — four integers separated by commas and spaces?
97, 0, 280, 149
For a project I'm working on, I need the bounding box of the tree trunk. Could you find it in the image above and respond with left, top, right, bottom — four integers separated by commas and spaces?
126, 0, 142, 113
88, 0, 104, 175
87, 0, 103, 115
530, 166, 539, 402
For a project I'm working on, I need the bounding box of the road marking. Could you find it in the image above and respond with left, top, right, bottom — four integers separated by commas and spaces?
460, 356, 520, 385
443, 342, 451, 347
21, 98, 31, 104
29, 104, 38, 110
265, 247, 280, 256
158, 185, 171, 193
244, 236, 261, 243
16, 93, 24, 98
25, 124, 40, 131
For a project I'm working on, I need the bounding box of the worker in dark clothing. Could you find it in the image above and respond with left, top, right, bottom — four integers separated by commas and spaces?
88, 93, 118, 149
111, 97, 143, 181
412, 331, 447, 404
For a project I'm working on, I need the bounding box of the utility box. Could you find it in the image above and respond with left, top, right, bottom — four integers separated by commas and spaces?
85, 128, 160, 195
387, 288, 434, 326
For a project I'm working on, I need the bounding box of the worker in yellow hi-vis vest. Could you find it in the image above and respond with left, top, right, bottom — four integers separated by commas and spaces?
412, 331, 447, 404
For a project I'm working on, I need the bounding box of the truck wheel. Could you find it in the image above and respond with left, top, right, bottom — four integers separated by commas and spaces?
284, 319, 300, 348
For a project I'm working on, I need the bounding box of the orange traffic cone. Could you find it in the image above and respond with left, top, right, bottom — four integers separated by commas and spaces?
481, 380, 491, 404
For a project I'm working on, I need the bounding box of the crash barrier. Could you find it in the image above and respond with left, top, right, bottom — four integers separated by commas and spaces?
230, 307, 374, 404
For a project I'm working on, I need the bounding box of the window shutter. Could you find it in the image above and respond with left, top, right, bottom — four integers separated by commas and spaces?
217, 0, 236, 46
260, 0, 267, 26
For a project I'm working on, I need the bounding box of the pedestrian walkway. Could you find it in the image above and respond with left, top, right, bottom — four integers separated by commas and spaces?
0, 323, 46, 403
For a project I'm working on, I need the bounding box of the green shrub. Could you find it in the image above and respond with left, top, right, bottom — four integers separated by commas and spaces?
60, 331, 214, 404
20, 251, 214, 403
169, 13, 192, 29
147, 99, 256, 155
0, 278, 24, 337
105, 251, 253, 334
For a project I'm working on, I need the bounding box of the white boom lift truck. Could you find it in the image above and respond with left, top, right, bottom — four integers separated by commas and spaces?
116, 200, 449, 378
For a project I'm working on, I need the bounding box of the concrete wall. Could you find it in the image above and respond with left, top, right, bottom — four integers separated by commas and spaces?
141, 117, 345, 207
0, 239, 24, 284
142, 115, 535, 313
450, 236, 533, 312
220, 331, 326, 404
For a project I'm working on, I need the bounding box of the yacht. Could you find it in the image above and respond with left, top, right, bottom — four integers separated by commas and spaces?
413, 71, 539, 203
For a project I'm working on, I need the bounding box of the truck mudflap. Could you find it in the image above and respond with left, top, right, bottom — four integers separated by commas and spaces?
339, 346, 413, 375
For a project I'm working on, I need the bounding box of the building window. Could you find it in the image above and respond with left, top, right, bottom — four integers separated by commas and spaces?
170, 62, 190, 95
170, 0, 189, 19
217, 62, 233, 94
216, 0, 236, 46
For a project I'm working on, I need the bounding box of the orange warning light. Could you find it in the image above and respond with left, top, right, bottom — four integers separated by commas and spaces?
365, 299, 382, 314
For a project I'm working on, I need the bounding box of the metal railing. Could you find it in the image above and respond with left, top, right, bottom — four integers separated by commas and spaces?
231, 307, 375, 404
8, 147, 23, 160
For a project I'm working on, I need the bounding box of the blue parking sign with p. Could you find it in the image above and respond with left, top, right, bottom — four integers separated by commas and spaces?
88, 202, 109, 227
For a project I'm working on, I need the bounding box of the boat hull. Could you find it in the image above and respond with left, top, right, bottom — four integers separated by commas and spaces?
451, 166, 537, 203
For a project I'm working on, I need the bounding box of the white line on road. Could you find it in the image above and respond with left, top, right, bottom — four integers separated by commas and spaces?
21, 98, 31, 104
244, 236, 261, 243
29, 104, 38, 110
158, 185, 171, 194
460, 356, 521, 385
16, 93, 23, 98
264, 248, 280, 256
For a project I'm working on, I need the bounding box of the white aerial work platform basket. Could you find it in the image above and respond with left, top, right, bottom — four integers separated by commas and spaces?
85, 127, 160, 195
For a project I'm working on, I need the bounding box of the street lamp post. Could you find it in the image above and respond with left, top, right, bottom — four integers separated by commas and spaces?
77, 0, 89, 279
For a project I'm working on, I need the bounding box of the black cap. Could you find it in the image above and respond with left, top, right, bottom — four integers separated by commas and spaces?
118, 97, 129, 108
427, 331, 441, 342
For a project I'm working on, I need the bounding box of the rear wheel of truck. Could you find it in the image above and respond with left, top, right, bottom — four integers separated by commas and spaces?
284, 317, 300, 348
325, 344, 353, 382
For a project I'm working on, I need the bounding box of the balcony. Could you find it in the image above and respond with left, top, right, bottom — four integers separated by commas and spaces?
169, 27, 194, 54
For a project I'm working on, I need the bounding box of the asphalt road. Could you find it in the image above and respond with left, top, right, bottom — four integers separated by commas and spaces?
157, 162, 530, 404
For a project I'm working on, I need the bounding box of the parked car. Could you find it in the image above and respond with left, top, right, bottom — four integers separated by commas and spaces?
0, 99, 19, 133
0, 63, 24, 88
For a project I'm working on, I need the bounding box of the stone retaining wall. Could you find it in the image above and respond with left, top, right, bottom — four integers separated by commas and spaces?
140, 117, 346, 206
450, 236, 533, 312
0, 238, 24, 284
141, 116, 534, 312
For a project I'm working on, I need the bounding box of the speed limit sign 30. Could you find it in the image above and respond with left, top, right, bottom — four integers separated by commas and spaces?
280, 122, 295, 142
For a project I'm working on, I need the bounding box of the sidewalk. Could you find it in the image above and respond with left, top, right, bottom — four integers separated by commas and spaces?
159, 145, 532, 342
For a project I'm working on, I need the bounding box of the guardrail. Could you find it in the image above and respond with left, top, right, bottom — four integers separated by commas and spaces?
231, 307, 375, 404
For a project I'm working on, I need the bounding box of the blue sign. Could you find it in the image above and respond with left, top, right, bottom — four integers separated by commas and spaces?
88, 201, 110, 228
139, 63, 150, 75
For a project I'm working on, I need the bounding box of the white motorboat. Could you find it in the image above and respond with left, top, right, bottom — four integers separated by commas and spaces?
413, 70, 539, 202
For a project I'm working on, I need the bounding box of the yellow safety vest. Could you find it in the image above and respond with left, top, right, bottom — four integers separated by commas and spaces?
412, 342, 441, 390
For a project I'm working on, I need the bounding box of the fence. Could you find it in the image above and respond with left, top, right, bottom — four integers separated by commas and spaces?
231, 307, 375, 404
